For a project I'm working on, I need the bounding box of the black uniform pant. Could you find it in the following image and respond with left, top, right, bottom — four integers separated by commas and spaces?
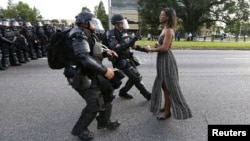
118, 61, 151, 97
1, 45, 10, 68
71, 83, 113, 136
71, 87, 101, 136
0, 49, 5, 70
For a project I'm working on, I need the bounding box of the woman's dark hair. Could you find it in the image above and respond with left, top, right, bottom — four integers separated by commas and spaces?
162, 8, 176, 30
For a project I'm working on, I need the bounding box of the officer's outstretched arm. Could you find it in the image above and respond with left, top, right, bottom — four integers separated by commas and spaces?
133, 45, 149, 53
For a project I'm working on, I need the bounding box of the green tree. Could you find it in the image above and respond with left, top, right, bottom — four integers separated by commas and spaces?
2, 1, 42, 25
0, 7, 4, 19
15, 2, 37, 23
7, 0, 15, 9
138, 0, 250, 36
3, 0, 17, 18
82, 7, 91, 13
219, 0, 250, 41
94, 1, 108, 30
61, 19, 68, 26
51, 19, 59, 24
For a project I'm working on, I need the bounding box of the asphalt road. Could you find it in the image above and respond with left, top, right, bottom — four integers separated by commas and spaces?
1, 50, 250, 141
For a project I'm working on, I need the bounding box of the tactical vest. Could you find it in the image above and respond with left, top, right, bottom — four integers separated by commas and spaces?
3, 28, 15, 41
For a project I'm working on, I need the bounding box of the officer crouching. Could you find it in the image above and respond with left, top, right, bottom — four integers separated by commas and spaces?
63, 12, 122, 141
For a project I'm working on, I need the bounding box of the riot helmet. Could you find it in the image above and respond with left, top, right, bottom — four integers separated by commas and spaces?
2, 19, 10, 27
23, 22, 32, 27
111, 14, 124, 25
10, 20, 20, 27
36, 20, 43, 27
18, 21, 23, 26
111, 14, 129, 29
44, 20, 51, 25
75, 12, 104, 33
75, 12, 95, 25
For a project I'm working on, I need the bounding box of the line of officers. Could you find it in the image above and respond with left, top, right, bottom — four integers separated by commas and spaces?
0, 19, 60, 70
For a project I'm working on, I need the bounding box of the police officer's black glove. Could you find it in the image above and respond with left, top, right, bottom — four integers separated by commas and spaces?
134, 45, 149, 53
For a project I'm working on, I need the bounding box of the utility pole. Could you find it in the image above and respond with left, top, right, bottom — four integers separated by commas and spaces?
108, 0, 112, 30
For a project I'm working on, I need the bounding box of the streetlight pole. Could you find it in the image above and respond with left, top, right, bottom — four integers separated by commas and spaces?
108, 0, 112, 30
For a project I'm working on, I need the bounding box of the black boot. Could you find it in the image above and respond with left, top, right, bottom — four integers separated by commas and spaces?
78, 129, 94, 141
35, 47, 42, 58
0, 59, 5, 70
135, 81, 151, 101
17, 51, 26, 63
1, 49, 10, 68
2, 56, 10, 69
119, 80, 134, 99
23, 52, 30, 62
97, 120, 121, 130
0, 53, 5, 70
30, 49, 38, 60
10, 53, 21, 66
71, 109, 97, 137
96, 103, 120, 130
41, 46, 47, 57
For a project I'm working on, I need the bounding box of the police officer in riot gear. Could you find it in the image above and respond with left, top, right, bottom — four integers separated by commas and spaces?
43, 20, 55, 40
18, 21, 30, 62
10, 19, 26, 63
35, 20, 48, 57
105, 14, 151, 100
0, 21, 5, 70
63, 12, 121, 141
21, 22, 38, 60
0, 19, 21, 67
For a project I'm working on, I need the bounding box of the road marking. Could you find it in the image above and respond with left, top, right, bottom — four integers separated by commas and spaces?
224, 58, 250, 59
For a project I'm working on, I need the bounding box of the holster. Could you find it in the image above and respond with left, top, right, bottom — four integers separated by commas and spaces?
64, 67, 91, 90
72, 73, 91, 90
130, 55, 140, 66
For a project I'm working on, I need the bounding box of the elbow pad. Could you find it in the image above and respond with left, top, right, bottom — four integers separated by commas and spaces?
72, 39, 90, 57
70, 28, 90, 57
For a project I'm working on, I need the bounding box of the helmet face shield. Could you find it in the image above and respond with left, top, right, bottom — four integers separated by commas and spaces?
25, 22, 32, 27
36, 21, 43, 26
44, 20, 51, 25
89, 18, 105, 33
122, 19, 129, 29
11, 21, 19, 26
2, 21, 10, 26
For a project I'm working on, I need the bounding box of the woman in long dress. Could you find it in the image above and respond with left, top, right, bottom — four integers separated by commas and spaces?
145, 8, 192, 120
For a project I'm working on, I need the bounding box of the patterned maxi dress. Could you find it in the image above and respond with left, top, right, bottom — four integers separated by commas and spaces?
150, 34, 192, 120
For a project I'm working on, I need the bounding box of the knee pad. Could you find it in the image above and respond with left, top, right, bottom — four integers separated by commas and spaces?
123, 67, 142, 82
84, 89, 105, 113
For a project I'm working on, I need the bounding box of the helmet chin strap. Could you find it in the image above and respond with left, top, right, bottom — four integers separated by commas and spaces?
81, 22, 95, 33
115, 23, 123, 32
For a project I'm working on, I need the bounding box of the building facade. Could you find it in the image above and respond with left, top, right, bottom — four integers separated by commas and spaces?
108, 0, 139, 32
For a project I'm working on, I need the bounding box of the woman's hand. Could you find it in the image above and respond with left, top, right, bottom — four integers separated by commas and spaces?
144, 45, 152, 52
107, 50, 118, 57
155, 43, 159, 48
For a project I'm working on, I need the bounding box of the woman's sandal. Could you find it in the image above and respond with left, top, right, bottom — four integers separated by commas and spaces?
160, 107, 165, 112
157, 112, 171, 120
